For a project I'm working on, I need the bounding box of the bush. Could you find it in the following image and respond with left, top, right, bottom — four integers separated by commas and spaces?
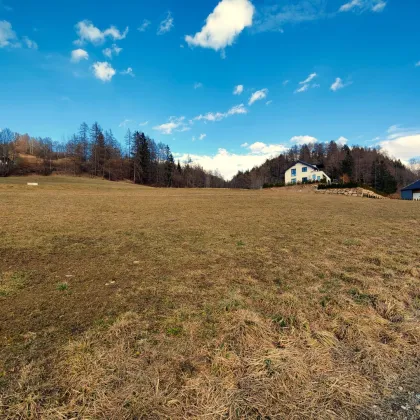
318, 182, 359, 190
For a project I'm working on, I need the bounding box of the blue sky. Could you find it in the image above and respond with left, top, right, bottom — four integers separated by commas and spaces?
1, 0, 419, 178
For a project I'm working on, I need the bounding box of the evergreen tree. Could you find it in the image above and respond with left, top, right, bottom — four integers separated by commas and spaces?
340, 145, 354, 179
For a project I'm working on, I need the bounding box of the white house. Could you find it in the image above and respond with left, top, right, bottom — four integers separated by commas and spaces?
285, 160, 331, 185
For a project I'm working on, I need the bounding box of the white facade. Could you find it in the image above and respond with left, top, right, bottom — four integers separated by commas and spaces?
285, 161, 331, 185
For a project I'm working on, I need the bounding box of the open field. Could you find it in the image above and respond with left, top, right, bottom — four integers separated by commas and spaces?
1, 176, 419, 419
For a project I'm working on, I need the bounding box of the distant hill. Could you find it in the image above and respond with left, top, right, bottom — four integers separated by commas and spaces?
229, 141, 417, 193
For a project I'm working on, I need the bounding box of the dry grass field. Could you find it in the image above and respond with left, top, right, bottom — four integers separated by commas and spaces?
0, 176, 419, 419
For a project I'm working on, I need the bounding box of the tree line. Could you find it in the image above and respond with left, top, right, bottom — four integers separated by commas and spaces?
0, 123, 226, 188
229, 141, 418, 194
1, 126, 418, 192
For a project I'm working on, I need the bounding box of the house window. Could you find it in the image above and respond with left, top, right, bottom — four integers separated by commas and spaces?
291, 168, 296, 176
317, 176, 321, 181
312, 174, 316, 180
302, 177, 308, 183
302, 167, 307, 173
291, 178, 296, 184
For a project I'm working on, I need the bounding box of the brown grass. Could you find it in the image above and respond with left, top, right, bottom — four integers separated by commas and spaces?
0, 176, 419, 419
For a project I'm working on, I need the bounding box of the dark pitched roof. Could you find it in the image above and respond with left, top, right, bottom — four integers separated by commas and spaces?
286, 160, 318, 171
401, 180, 420, 191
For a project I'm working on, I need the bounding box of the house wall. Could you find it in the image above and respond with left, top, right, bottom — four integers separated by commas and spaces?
401, 190, 413, 200
285, 162, 331, 184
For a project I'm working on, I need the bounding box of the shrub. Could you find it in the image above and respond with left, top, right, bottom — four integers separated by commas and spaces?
318, 182, 359, 190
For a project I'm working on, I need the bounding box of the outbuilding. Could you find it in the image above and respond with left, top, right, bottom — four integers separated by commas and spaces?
401, 180, 420, 200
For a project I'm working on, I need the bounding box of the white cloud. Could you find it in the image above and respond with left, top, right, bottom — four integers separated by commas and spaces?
339, 0, 362, 12
22, 36, 38, 49
71, 48, 89, 62
290, 135, 318, 145
337, 136, 349, 145
380, 134, 420, 162
0, 20, 17, 48
330, 77, 350, 92
248, 142, 288, 155
74, 20, 128, 45
154, 116, 189, 135
300, 72, 317, 84
194, 82, 203, 89
120, 67, 135, 77
102, 44, 122, 59
415, 61, 420, 67
233, 84, 244, 95
92, 61, 116, 82
194, 103, 247, 122
283, 80, 290, 86
241, 142, 248, 147
371, 1, 387, 12
339, 0, 386, 13
185, 0, 254, 53
0, 21, 36, 49
176, 142, 287, 179
248, 88, 268, 105
266, 100, 273, 105
387, 124, 400, 134
119, 119, 133, 128
157, 12, 174, 35
295, 73, 318, 93
295, 84, 309, 93
139, 121, 149, 126
138, 19, 151, 32
199, 133, 207, 140
255, 2, 328, 33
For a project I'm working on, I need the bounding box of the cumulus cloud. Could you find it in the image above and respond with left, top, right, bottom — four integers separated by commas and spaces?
139, 121, 149, 126
233, 84, 244, 95
290, 135, 318, 145
71, 48, 89, 62
175, 142, 287, 180
337, 136, 349, 145
138, 19, 151, 32
74, 20, 128, 45
0, 20, 16, 47
248, 142, 288, 155
194, 103, 247, 122
194, 82, 203, 89
415, 61, 420, 67
266, 100, 273, 105
380, 135, 420, 162
120, 67, 135, 77
102, 44, 122, 59
248, 89, 268, 105
92, 61, 116, 82
154, 116, 189, 135
0, 20, 37, 49
185, 0, 254, 53
157, 12, 174, 35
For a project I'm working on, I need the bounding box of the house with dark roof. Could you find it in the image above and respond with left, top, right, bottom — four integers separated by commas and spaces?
285, 160, 331, 185
401, 180, 420, 200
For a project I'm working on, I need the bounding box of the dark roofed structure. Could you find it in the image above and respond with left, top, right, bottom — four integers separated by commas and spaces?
401, 180, 420, 200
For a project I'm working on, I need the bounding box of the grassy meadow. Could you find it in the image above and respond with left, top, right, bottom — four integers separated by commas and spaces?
0, 176, 419, 419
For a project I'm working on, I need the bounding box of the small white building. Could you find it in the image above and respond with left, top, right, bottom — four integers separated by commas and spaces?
285, 160, 331, 185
